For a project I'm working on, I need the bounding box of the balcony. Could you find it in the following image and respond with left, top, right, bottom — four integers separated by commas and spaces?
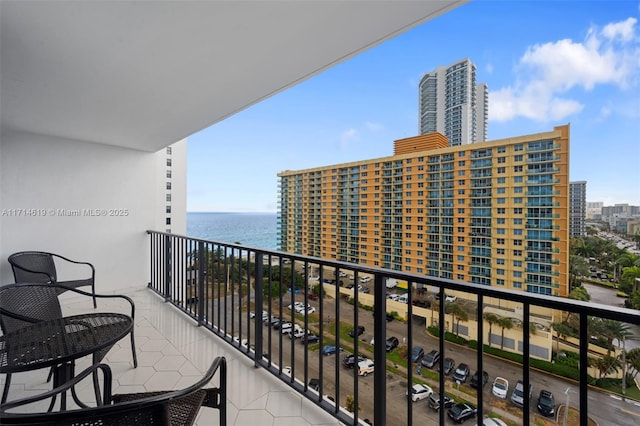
138, 231, 639, 426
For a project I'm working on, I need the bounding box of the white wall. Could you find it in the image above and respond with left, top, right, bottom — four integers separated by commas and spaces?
0, 130, 172, 293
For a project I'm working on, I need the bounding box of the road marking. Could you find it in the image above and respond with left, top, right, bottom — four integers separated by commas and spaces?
610, 395, 622, 401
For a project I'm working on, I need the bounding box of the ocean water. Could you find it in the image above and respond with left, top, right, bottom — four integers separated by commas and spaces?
187, 212, 278, 250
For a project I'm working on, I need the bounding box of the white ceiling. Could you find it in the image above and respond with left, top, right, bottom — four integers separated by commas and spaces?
1, 1, 466, 152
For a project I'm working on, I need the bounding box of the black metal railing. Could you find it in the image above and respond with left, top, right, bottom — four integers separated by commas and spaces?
148, 230, 639, 426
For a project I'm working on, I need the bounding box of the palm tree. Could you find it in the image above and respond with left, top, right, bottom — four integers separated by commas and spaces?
551, 322, 574, 355
497, 317, 513, 350
484, 313, 499, 347
447, 303, 468, 337
620, 266, 640, 295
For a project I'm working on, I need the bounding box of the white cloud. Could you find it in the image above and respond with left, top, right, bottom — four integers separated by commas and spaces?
339, 128, 359, 150
365, 121, 384, 132
486, 63, 494, 75
491, 17, 640, 122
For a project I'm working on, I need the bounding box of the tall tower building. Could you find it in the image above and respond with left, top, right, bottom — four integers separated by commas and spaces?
279, 125, 570, 297
569, 181, 586, 237
418, 58, 488, 145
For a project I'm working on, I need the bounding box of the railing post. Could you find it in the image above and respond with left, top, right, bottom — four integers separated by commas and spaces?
373, 273, 386, 425
254, 251, 264, 367
197, 241, 205, 326
164, 234, 171, 300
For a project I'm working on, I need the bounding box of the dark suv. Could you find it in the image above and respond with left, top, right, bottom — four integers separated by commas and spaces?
452, 363, 470, 383
470, 370, 488, 388
537, 389, 555, 417
385, 336, 399, 352
342, 353, 367, 369
348, 325, 365, 337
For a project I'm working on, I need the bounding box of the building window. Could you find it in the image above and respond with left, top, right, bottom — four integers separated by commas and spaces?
497, 238, 505, 244
497, 279, 505, 285
514, 271, 523, 278
497, 167, 505, 174
514, 208, 523, 214
497, 269, 505, 275
166, 206, 171, 213
166, 194, 171, 201
514, 239, 523, 246
497, 248, 505, 255
497, 177, 506, 183
514, 187, 523, 193
497, 208, 506, 214
498, 157, 506, 163
166, 182, 172, 190
514, 154, 523, 161
514, 197, 522, 204
513, 281, 522, 288
166, 159, 172, 166
166, 170, 172, 178
514, 165, 523, 172
513, 260, 522, 267
514, 144, 523, 151
497, 198, 505, 204
166, 147, 172, 155
166, 217, 171, 225
513, 249, 523, 256
514, 175, 523, 183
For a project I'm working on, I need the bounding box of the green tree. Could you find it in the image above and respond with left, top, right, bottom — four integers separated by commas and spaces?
569, 255, 590, 291
447, 303, 468, 337
497, 317, 513, 350
569, 286, 590, 302
551, 321, 575, 355
620, 266, 640, 295
592, 356, 621, 381
484, 313, 499, 347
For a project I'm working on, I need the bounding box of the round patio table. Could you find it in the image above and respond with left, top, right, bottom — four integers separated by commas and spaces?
0, 312, 133, 410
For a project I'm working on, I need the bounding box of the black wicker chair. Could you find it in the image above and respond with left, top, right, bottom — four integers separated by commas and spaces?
0, 357, 227, 426
0, 283, 138, 404
8, 251, 97, 308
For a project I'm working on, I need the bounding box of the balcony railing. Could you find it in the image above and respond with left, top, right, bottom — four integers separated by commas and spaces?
148, 230, 639, 426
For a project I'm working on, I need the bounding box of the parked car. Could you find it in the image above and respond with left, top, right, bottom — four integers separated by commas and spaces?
321, 344, 343, 356
357, 359, 375, 376
511, 380, 532, 407
492, 377, 509, 399
421, 349, 440, 368
385, 336, 399, 352
359, 276, 372, 283
279, 321, 293, 333
342, 353, 367, 369
287, 326, 305, 339
410, 346, 424, 363
308, 293, 319, 301
436, 357, 455, 375
470, 370, 489, 389
301, 333, 319, 344
445, 294, 457, 303
407, 383, 433, 402
428, 393, 454, 411
308, 378, 320, 391
536, 389, 556, 417
348, 325, 365, 337
412, 299, 431, 308
447, 402, 476, 423
452, 363, 470, 383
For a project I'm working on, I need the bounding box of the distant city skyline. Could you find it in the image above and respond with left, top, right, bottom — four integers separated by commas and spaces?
187, 1, 640, 212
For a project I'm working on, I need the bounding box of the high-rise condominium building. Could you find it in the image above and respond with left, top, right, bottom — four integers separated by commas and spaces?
569, 181, 586, 237
278, 125, 570, 297
418, 58, 488, 145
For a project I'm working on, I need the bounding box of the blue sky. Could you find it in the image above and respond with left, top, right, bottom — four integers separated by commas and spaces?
187, 0, 640, 213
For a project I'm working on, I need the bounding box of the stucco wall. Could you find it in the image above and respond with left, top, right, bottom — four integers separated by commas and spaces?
0, 130, 165, 293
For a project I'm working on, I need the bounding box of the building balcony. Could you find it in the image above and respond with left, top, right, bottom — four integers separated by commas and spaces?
0, 242, 636, 426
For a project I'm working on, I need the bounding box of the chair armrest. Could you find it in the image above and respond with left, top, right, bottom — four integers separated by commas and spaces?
49, 252, 96, 280
0, 362, 110, 413
12, 283, 135, 320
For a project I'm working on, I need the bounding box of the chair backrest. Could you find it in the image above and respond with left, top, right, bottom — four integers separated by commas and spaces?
8, 252, 57, 283
0, 357, 227, 426
0, 283, 62, 334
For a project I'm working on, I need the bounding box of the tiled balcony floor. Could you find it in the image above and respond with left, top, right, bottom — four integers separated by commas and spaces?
1, 288, 342, 426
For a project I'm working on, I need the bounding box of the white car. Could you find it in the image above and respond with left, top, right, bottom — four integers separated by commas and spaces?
445, 294, 457, 303
360, 276, 372, 283
492, 377, 509, 399
280, 322, 293, 333
357, 360, 375, 376
408, 383, 433, 402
